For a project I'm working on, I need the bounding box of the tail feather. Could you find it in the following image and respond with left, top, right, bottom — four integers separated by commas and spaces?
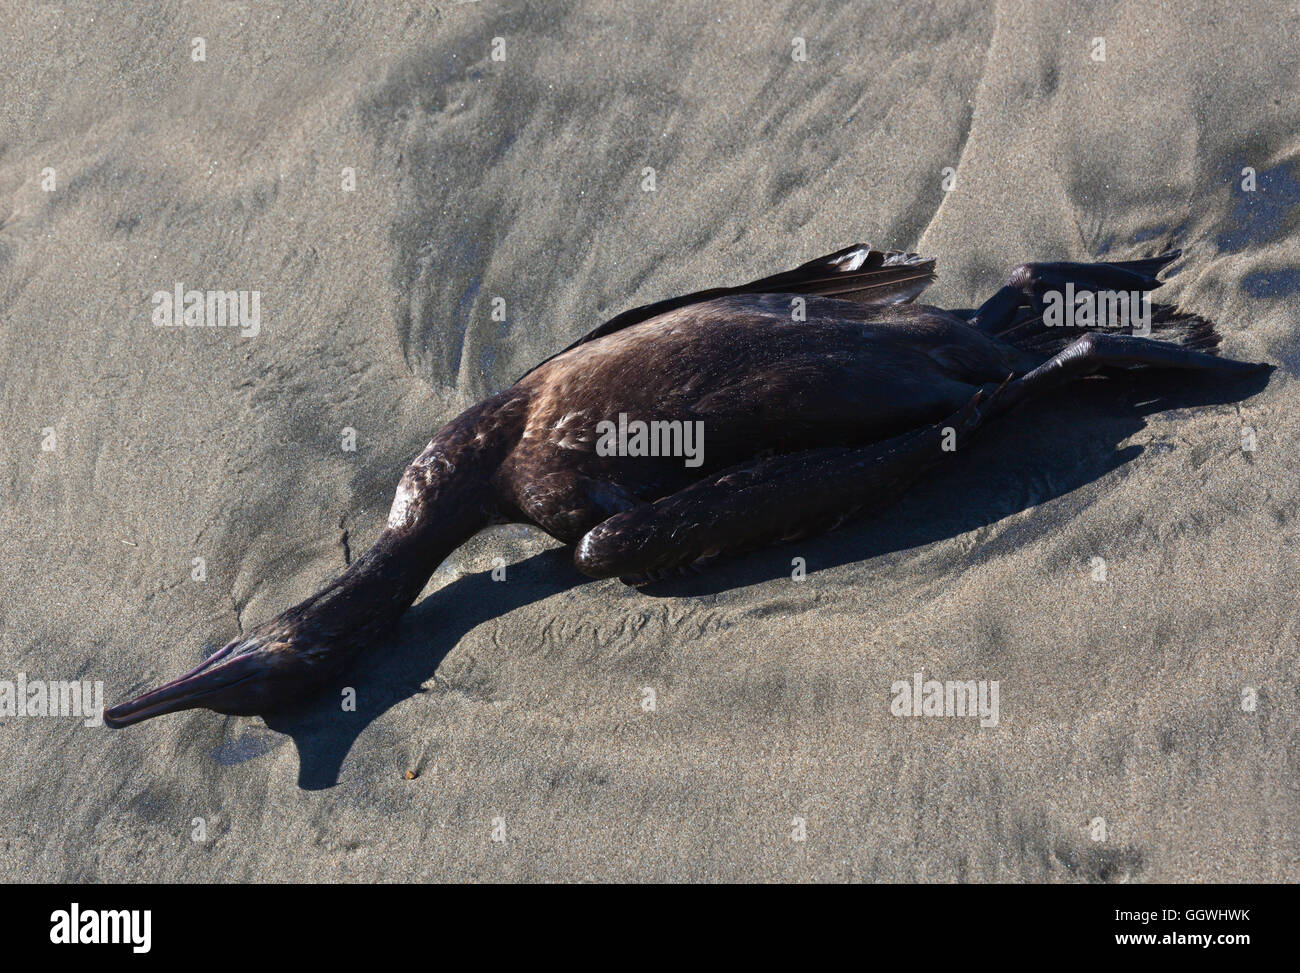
998, 303, 1222, 358
1104, 249, 1183, 281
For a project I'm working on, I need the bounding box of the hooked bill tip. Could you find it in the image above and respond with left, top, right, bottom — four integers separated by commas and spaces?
103, 646, 260, 728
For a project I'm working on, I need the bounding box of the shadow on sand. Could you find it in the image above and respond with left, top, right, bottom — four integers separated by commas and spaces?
260, 368, 1270, 789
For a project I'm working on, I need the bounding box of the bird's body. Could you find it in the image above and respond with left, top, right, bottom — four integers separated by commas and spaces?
485, 295, 1029, 553
515, 297, 1022, 483
104, 245, 1267, 728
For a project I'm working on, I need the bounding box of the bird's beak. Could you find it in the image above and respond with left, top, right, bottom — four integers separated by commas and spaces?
103, 641, 265, 728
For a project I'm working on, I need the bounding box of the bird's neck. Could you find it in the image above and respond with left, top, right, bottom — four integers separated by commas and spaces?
298, 391, 524, 638
317, 516, 480, 639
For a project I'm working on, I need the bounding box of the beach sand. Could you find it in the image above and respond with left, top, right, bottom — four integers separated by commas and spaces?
0, 0, 1296, 881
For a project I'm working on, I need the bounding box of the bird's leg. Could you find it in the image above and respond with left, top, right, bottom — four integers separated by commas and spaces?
573, 382, 1006, 583
969, 253, 1180, 333
982, 331, 1265, 421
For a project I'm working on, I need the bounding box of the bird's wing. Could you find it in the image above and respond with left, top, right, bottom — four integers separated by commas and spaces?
517, 245, 937, 381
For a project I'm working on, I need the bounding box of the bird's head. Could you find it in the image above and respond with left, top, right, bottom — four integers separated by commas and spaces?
103, 613, 343, 728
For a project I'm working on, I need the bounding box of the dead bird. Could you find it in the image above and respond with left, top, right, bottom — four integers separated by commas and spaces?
104, 245, 1267, 727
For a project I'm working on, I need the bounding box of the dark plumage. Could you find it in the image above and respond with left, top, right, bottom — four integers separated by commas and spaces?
104, 245, 1268, 727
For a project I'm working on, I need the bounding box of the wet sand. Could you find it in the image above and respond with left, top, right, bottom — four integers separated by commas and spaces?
0, 0, 1296, 881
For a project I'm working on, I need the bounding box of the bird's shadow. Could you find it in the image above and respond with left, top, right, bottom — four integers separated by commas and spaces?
262, 368, 1270, 789
261, 546, 582, 789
